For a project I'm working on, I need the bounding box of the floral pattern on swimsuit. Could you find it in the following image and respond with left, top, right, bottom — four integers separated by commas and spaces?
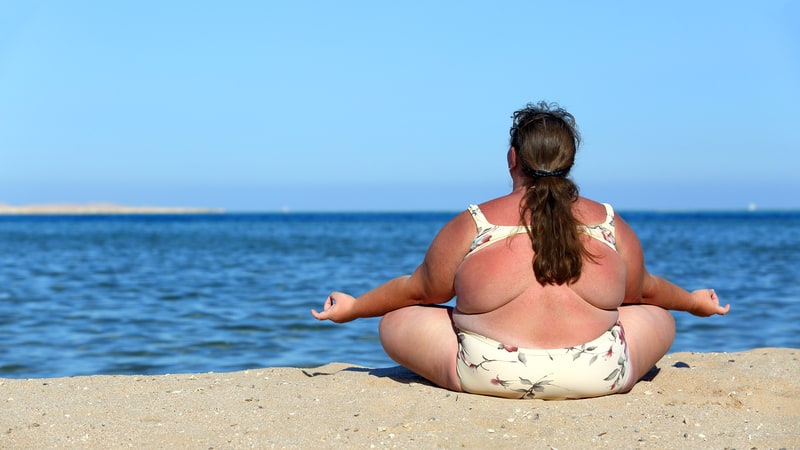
582, 213, 616, 250
456, 322, 630, 400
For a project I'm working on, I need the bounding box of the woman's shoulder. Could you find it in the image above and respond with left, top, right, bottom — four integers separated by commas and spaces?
471, 193, 526, 226
574, 197, 615, 224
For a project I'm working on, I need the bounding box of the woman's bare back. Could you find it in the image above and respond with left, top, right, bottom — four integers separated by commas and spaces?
452, 196, 624, 349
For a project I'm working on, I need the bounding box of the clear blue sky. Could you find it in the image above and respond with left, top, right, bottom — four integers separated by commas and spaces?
1, 1, 798, 211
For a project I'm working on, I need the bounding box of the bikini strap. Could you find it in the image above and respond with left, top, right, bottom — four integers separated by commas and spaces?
467, 204, 493, 235
602, 203, 615, 230
580, 203, 617, 252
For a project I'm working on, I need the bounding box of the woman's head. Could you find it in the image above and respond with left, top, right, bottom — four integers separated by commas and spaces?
512, 102, 589, 286
509, 101, 581, 184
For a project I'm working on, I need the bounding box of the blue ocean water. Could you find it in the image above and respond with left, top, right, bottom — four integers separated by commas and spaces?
0, 211, 798, 378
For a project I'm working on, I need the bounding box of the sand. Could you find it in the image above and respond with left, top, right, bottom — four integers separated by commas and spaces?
1, 348, 798, 449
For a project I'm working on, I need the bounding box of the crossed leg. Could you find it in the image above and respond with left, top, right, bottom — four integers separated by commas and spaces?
378, 305, 462, 392
379, 303, 676, 395
617, 304, 676, 391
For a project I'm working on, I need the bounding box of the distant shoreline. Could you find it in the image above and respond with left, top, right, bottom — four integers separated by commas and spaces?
2, 203, 798, 215
0, 203, 224, 215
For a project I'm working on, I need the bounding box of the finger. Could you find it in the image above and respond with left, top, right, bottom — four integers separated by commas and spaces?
709, 289, 729, 314
317, 296, 335, 312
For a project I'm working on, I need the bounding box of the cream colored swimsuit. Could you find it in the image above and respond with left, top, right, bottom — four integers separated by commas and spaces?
466, 202, 617, 255
456, 203, 631, 400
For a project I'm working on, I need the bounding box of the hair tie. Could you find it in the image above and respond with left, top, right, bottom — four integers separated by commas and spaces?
523, 166, 571, 178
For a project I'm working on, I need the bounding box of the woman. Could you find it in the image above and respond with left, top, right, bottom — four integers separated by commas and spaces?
311, 101, 729, 400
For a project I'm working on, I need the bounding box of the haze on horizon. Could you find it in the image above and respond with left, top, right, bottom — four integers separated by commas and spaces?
1, 2, 798, 212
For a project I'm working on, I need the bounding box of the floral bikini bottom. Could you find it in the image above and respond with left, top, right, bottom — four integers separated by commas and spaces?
455, 322, 632, 400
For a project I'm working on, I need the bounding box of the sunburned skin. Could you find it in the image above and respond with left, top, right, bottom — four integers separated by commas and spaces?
453, 198, 624, 349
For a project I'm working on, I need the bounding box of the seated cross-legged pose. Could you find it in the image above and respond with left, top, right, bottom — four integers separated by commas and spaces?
312, 101, 729, 400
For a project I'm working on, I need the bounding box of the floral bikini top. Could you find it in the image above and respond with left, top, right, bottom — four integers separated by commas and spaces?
466, 203, 618, 256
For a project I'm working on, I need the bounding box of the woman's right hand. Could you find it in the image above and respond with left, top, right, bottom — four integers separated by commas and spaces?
311, 292, 358, 323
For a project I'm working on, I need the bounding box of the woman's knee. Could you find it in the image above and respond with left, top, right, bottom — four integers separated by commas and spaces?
378, 307, 424, 360
649, 305, 677, 341
619, 305, 676, 384
622, 304, 676, 342
378, 312, 398, 353
377, 306, 461, 391
378, 308, 406, 345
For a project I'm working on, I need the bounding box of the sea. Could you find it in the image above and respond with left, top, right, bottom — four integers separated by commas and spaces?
1, 210, 798, 379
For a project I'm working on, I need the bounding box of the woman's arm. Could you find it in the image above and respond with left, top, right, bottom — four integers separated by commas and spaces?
615, 212, 729, 317
639, 272, 730, 316
311, 211, 474, 323
310, 271, 434, 323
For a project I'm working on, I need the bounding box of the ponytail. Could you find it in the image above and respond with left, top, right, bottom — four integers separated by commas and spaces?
521, 178, 587, 285
510, 101, 593, 285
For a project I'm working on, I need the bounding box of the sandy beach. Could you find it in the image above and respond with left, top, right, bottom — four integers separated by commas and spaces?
1, 348, 797, 448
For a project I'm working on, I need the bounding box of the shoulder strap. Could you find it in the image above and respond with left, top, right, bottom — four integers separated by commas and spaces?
467, 204, 493, 234
602, 203, 615, 230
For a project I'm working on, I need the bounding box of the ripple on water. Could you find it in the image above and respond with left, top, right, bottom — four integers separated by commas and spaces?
0, 212, 797, 377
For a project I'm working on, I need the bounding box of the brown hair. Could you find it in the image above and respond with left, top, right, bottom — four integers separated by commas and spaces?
510, 101, 590, 285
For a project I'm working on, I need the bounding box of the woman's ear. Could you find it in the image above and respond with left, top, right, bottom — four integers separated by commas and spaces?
507, 147, 517, 170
